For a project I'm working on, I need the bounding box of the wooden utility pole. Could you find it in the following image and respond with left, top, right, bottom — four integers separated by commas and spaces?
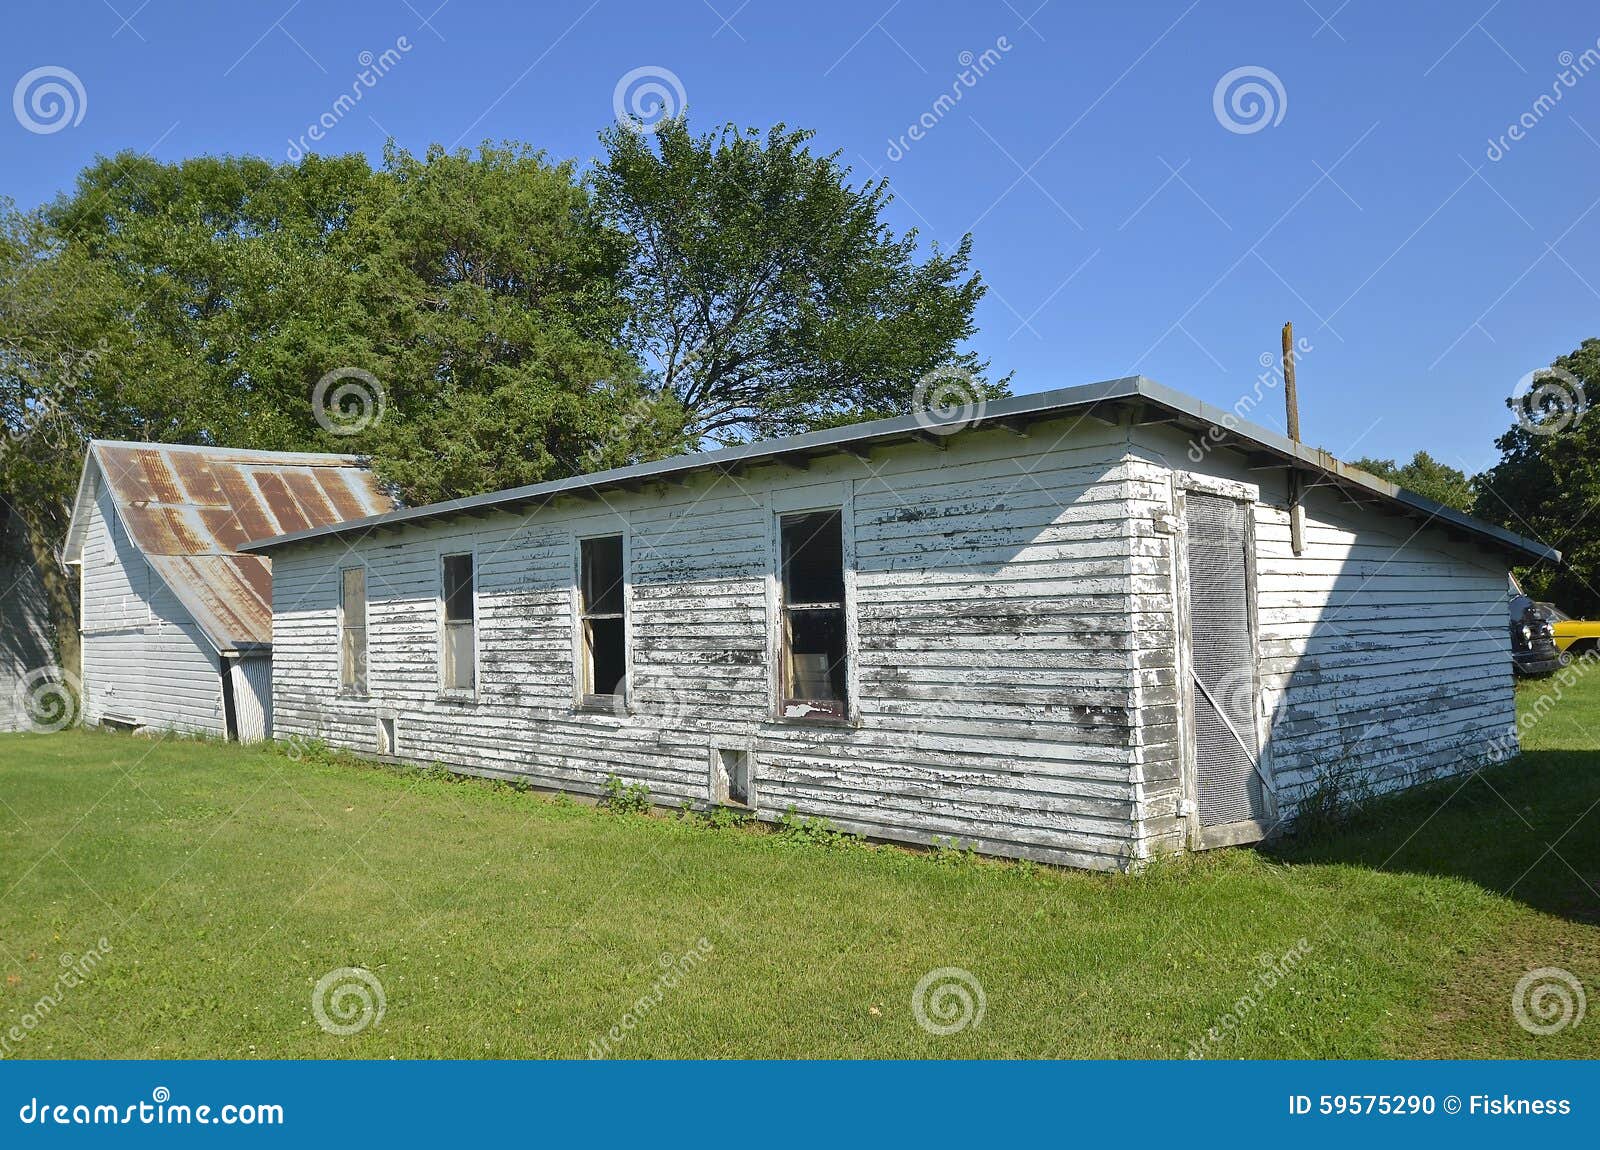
1282, 321, 1305, 555
1281, 321, 1300, 442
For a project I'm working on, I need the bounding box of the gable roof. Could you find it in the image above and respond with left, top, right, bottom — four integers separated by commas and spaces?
238, 375, 1557, 565
64, 441, 394, 653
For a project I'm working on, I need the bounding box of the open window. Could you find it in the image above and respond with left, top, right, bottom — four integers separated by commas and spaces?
441, 553, 475, 693
579, 535, 627, 703
778, 510, 849, 719
339, 567, 367, 695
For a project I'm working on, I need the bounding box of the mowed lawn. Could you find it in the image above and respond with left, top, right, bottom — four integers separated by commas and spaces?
1, 677, 1596, 1059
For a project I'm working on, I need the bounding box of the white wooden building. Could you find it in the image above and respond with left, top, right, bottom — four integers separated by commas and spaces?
243, 378, 1554, 869
62, 442, 392, 741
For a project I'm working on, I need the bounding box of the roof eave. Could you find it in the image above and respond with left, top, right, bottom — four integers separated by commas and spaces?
1126, 379, 1558, 564
238, 374, 1558, 566
240, 376, 1147, 552
87, 438, 369, 467
60, 447, 102, 565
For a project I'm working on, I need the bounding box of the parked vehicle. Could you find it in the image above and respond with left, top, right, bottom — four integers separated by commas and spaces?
1508, 575, 1600, 670
1536, 602, 1600, 666
1509, 590, 1561, 677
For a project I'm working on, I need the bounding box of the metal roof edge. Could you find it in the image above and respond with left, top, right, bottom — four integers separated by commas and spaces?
107, 501, 232, 658
143, 553, 263, 656
239, 374, 1557, 565
239, 376, 1148, 552
1128, 378, 1559, 564
88, 439, 370, 467
61, 450, 100, 565
68, 448, 249, 655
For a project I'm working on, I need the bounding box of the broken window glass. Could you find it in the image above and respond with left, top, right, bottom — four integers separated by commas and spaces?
580, 535, 627, 700
779, 511, 848, 719
442, 553, 475, 691
340, 567, 367, 694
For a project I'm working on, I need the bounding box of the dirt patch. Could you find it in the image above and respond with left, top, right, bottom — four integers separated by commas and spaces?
1393, 912, 1600, 1058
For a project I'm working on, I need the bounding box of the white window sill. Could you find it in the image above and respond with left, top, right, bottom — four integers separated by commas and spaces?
576, 694, 626, 714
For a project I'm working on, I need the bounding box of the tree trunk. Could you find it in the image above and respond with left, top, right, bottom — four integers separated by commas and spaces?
25, 516, 78, 681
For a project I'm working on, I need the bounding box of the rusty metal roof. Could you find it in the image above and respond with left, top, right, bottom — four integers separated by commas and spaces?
66, 441, 393, 653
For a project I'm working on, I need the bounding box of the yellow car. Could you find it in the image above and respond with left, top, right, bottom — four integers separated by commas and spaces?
1542, 604, 1600, 665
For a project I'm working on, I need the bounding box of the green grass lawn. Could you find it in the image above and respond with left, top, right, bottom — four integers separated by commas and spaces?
0, 674, 1595, 1059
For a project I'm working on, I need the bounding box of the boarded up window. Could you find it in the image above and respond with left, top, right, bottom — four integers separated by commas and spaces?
580, 535, 626, 700
442, 553, 475, 692
779, 511, 848, 719
340, 567, 367, 694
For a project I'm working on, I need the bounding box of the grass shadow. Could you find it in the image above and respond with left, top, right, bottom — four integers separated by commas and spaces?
1265, 751, 1600, 926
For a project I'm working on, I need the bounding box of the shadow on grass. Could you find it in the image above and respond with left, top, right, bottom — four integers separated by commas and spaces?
1265, 752, 1600, 926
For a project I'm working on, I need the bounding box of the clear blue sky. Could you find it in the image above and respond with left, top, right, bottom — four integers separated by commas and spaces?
5, 0, 1598, 475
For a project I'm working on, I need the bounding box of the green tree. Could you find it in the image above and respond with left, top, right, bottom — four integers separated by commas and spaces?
0, 196, 134, 675
1474, 338, 1600, 614
0, 147, 679, 669
37, 152, 378, 451
1348, 451, 1475, 514
595, 119, 999, 443
348, 143, 680, 504
30, 146, 678, 504
4, 128, 1007, 674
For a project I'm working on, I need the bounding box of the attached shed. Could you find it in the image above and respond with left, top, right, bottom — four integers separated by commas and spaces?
62, 442, 393, 740
244, 377, 1554, 869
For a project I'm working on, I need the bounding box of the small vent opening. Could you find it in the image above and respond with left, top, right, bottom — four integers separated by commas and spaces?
377, 715, 397, 756
713, 746, 752, 807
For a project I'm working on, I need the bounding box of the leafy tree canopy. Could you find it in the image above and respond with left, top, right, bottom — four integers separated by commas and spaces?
2, 127, 995, 670
1474, 337, 1600, 614
1348, 451, 1475, 514
0, 147, 669, 660
594, 119, 1000, 442
16, 145, 674, 505
348, 143, 679, 503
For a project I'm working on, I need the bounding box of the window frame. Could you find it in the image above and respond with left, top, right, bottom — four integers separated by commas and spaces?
768, 495, 858, 725
437, 549, 479, 699
337, 563, 369, 698
571, 530, 631, 711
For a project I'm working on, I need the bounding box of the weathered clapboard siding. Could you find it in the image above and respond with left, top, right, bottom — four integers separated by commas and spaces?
256, 379, 1538, 871
78, 482, 224, 735
63, 441, 393, 740
271, 417, 1155, 870
1130, 423, 1514, 856
265, 402, 1530, 870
